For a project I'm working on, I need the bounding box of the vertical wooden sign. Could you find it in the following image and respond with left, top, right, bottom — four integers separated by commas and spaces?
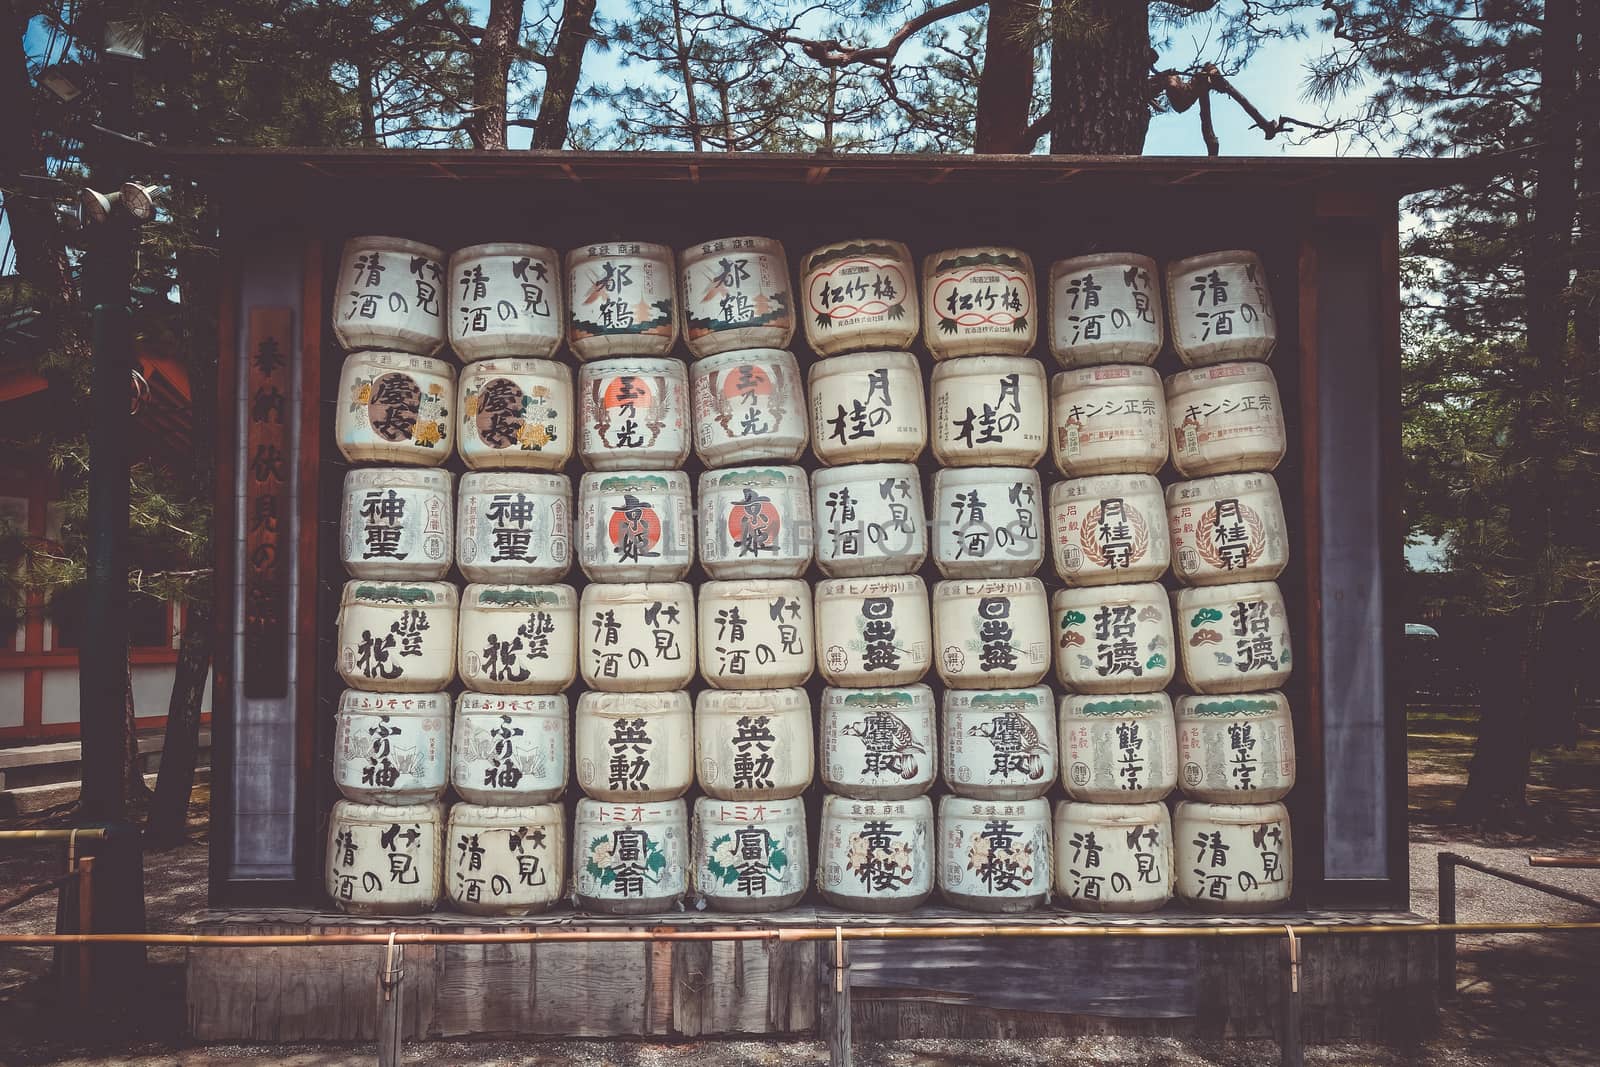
244, 307, 292, 698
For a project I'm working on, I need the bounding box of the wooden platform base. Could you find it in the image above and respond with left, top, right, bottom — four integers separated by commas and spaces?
184, 908, 1437, 1044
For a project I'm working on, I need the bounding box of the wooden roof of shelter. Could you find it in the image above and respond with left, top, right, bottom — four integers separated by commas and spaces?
163, 148, 1501, 196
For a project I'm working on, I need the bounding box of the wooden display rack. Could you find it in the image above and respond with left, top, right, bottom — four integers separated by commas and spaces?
176, 148, 1473, 1042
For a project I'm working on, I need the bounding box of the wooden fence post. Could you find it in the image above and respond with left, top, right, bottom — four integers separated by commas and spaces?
824, 930, 852, 1067
1437, 852, 1457, 999
377, 935, 404, 1067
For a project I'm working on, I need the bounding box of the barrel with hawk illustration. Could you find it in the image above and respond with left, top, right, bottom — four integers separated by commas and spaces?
941, 687, 1057, 801
820, 683, 936, 800
565, 242, 678, 361
679, 237, 795, 358
800, 239, 919, 357
920, 246, 1037, 360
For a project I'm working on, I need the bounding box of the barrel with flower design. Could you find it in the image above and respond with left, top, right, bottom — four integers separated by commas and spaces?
456, 358, 573, 471
692, 796, 808, 912
336, 351, 455, 466
573, 797, 688, 914
817, 794, 933, 912
937, 795, 1051, 912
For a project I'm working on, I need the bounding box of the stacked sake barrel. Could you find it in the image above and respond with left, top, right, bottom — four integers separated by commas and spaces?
801, 240, 937, 912
1163, 252, 1295, 913
920, 248, 1055, 913
1041, 249, 1295, 913
567, 242, 695, 915
328, 237, 573, 916
681, 237, 814, 913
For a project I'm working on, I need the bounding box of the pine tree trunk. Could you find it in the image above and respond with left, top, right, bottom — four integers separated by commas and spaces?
1049, 0, 1153, 154
1458, 0, 1581, 820
147, 599, 212, 846
356, 58, 378, 146
974, 0, 1038, 152
671, 0, 703, 150
122, 661, 149, 801
530, 0, 597, 149
470, 0, 525, 149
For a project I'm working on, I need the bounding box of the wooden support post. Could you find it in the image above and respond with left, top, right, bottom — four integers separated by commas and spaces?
376, 935, 404, 1067
825, 930, 852, 1067
1280, 926, 1303, 1067
1437, 851, 1457, 999
75, 855, 94, 1010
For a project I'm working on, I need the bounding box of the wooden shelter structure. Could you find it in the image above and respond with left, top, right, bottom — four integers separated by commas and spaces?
173, 148, 1477, 1043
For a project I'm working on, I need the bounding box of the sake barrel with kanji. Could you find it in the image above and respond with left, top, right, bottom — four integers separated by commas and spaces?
1173, 800, 1293, 913
1176, 691, 1296, 803
812, 462, 927, 578
1053, 800, 1173, 914
573, 797, 688, 914
334, 236, 447, 356
1166, 472, 1289, 587
447, 242, 564, 362
698, 465, 813, 580
444, 803, 566, 916
808, 350, 927, 465
576, 470, 694, 582
1164, 362, 1287, 478
679, 236, 796, 357
690, 347, 808, 467
814, 574, 932, 688
339, 467, 453, 580
1048, 473, 1170, 587
800, 239, 919, 357
1049, 365, 1168, 477
576, 356, 691, 471
695, 687, 814, 801
1166, 250, 1277, 367
1058, 692, 1177, 804
451, 692, 568, 805
456, 357, 574, 471
1046, 253, 1164, 368
693, 796, 808, 913
820, 683, 936, 800
325, 799, 443, 916
336, 580, 459, 693
1174, 580, 1293, 694
929, 356, 1049, 468
931, 466, 1045, 579
697, 579, 813, 691
335, 351, 455, 466
942, 686, 1057, 801
920, 246, 1037, 360
933, 577, 1052, 690
574, 690, 694, 802
1051, 582, 1175, 694
332, 690, 450, 805
578, 581, 696, 693
817, 794, 933, 912
565, 241, 678, 361
455, 471, 571, 584
937, 795, 1051, 912
456, 584, 578, 696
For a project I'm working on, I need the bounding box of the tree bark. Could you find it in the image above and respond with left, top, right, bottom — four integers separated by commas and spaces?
147, 598, 212, 846
470, 0, 525, 149
974, 0, 1037, 152
1458, 0, 1581, 821
0, 1, 74, 307
122, 661, 148, 801
530, 0, 597, 149
1049, 0, 1153, 154
356, 57, 379, 146
671, 0, 703, 150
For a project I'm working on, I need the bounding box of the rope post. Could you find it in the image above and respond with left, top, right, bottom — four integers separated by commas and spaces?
376, 932, 404, 1067
1437, 851, 1457, 999
1280, 924, 1302, 1067
825, 927, 852, 1067
75, 854, 95, 1010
